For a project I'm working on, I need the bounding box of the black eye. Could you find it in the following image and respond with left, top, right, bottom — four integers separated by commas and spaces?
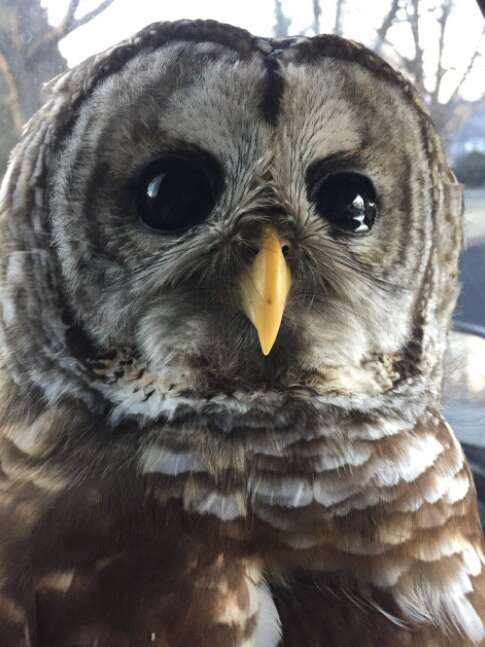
135, 153, 221, 233
312, 172, 378, 234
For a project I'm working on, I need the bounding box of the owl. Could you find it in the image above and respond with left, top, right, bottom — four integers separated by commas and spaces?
0, 18, 482, 647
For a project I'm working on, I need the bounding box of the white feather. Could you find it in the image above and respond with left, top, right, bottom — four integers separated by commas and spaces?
253, 581, 281, 647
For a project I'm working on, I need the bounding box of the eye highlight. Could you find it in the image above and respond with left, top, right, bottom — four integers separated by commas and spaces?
311, 172, 378, 234
135, 151, 222, 233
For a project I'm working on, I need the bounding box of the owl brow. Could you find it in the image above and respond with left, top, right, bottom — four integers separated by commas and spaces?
305, 150, 368, 197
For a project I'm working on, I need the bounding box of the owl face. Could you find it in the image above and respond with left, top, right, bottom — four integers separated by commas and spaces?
43, 32, 447, 421
0, 22, 462, 428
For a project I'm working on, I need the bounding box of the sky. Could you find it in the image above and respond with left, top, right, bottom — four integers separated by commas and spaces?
41, 0, 485, 103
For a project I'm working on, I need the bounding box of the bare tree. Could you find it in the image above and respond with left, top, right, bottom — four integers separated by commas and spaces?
0, 0, 116, 129
0, 0, 117, 177
376, 0, 485, 138
274, 0, 484, 142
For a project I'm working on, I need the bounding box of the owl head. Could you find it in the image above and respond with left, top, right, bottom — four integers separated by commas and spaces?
0, 20, 462, 431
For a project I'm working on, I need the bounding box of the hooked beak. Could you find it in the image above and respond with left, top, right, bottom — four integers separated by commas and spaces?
239, 227, 292, 356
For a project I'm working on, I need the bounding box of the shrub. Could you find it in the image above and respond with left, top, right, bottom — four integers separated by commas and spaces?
453, 151, 485, 187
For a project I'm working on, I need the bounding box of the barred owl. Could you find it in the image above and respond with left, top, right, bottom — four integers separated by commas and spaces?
0, 19, 482, 647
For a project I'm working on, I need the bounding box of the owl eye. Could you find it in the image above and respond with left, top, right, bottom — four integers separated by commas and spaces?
312, 172, 378, 234
135, 154, 221, 233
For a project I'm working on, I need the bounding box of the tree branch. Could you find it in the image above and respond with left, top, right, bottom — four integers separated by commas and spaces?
333, 0, 346, 36
312, 0, 321, 35
405, 0, 425, 93
274, 0, 291, 37
59, 0, 81, 35
446, 28, 485, 105
430, 0, 453, 107
382, 37, 415, 74
28, 0, 117, 58
0, 50, 25, 131
63, 0, 116, 35
374, 0, 400, 53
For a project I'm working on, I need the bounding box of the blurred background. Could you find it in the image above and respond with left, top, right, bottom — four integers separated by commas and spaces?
0, 0, 484, 501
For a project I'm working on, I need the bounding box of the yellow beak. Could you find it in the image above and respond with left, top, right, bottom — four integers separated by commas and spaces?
239, 227, 292, 355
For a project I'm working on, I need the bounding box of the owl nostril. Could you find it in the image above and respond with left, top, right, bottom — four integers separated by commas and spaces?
245, 244, 259, 259
246, 241, 290, 259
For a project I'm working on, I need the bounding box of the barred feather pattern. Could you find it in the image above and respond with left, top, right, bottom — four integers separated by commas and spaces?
0, 378, 483, 646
